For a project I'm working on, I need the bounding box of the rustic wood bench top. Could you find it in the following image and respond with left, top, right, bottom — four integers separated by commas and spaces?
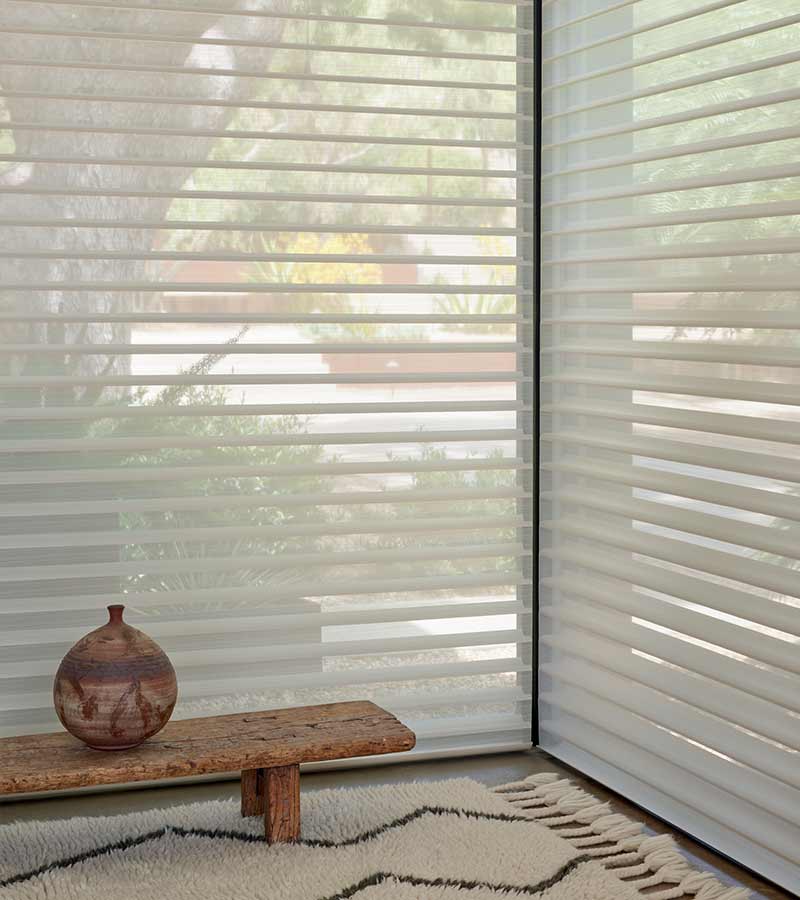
0, 701, 416, 842
0, 701, 414, 795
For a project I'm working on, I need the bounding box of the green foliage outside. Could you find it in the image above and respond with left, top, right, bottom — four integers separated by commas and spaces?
631, 0, 800, 343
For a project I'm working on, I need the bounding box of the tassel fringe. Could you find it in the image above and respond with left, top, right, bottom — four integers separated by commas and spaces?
493, 773, 751, 900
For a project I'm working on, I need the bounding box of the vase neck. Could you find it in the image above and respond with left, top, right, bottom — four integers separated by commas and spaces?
107, 604, 125, 625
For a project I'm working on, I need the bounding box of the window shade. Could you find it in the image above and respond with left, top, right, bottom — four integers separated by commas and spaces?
0, 0, 535, 761
540, 0, 800, 892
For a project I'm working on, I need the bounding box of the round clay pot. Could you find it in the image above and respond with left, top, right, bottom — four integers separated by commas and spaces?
53, 605, 178, 750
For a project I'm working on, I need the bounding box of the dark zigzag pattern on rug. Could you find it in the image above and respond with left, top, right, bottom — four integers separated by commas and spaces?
317, 857, 595, 900
1, 805, 571, 889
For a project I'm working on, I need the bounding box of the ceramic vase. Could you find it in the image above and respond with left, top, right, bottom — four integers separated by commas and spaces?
53, 605, 178, 750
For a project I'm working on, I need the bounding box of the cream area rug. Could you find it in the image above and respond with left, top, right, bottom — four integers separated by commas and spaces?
0, 773, 749, 900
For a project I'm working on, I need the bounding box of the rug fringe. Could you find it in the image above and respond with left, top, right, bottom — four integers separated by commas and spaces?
493, 773, 751, 900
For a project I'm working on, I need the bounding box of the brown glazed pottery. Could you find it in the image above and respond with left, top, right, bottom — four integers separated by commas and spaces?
53, 605, 178, 750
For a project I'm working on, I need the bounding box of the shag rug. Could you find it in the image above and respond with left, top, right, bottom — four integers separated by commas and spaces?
0, 773, 749, 900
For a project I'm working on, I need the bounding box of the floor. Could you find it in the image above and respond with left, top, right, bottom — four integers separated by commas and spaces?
1, 749, 791, 899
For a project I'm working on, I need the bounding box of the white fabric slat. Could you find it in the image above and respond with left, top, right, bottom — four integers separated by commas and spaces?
542, 87, 800, 150
0, 399, 525, 420
0, 188, 526, 205
407, 713, 530, 742
544, 368, 800, 404
549, 484, 800, 560
548, 339, 800, 364
0, 542, 526, 583
543, 12, 800, 89
0, 372, 525, 388
540, 626, 800, 751
1, 0, 523, 33
7, 684, 529, 716
545, 542, 800, 637
3, 599, 529, 645
541, 596, 799, 717
544, 515, 800, 600
0, 219, 525, 236
3, 629, 530, 678
0, 486, 530, 518
542, 686, 800, 833
0, 312, 522, 323
3, 657, 531, 715
2, 573, 532, 616
0, 154, 524, 177
0, 514, 525, 552
544, 198, 800, 235
540, 716, 800, 886
544, 398, 800, 441
0, 251, 523, 264
544, 571, 800, 674
542, 48, 800, 120
0, 457, 528, 487
542, 429, 800, 484
545, 457, 800, 522
544, 278, 799, 292
544, 310, 800, 326
5, 121, 522, 150
0, 429, 525, 454
5, 282, 522, 292
542, 0, 640, 33
8, 340, 520, 352
0, 97, 525, 120
544, 278, 800, 292
0, 56, 523, 92
0, 1, 534, 758
542, 160, 800, 207
11, 624, 530, 664
0, 26, 527, 63
544, 235, 800, 263
543, 0, 750, 64
542, 2, 800, 891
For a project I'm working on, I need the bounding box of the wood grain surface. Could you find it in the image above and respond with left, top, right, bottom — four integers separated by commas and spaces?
0, 701, 416, 795
240, 768, 265, 818
264, 765, 300, 843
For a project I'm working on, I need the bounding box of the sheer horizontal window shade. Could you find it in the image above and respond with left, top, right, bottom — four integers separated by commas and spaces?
540, 0, 800, 892
0, 0, 535, 759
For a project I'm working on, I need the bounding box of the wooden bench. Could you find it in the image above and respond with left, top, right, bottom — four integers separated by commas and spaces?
0, 701, 416, 843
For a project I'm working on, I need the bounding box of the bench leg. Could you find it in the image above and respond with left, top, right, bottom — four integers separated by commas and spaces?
264, 764, 301, 844
241, 768, 265, 817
